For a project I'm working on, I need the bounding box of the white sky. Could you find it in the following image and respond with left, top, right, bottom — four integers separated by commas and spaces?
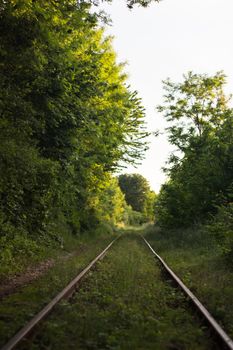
100, 0, 233, 192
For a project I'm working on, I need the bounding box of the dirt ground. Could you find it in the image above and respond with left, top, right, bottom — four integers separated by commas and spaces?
0, 259, 55, 299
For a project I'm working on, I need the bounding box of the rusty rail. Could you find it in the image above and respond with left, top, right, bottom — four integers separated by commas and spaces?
142, 236, 233, 350
1, 237, 119, 350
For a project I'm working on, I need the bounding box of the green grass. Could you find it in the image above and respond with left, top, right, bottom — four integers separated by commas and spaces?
0, 233, 115, 348
20, 233, 216, 349
144, 225, 233, 339
0, 221, 117, 279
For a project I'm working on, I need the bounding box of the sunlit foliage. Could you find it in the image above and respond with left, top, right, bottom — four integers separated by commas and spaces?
156, 72, 233, 230
0, 0, 148, 268
118, 173, 156, 222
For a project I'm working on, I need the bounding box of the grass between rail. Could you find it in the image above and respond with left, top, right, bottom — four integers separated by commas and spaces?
21, 232, 217, 350
144, 225, 233, 340
0, 232, 115, 348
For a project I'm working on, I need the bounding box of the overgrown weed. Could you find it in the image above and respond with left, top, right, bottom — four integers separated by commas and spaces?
0, 234, 115, 348
0, 221, 119, 280
144, 224, 233, 338
26, 233, 216, 349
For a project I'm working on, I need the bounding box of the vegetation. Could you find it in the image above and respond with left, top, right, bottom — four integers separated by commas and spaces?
118, 173, 156, 223
123, 0, 160, 8
155, 72, 233, 257
82, 0, 160, 9
1, 0, 233, 348
144, 225, 233, 339
206, 199, 233, 260
0, 0, 150, 276
0, 233, 115, 348
143, 71, 233, 345
18, 233, 215, 350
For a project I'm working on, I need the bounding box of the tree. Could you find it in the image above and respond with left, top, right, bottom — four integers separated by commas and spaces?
157, 72, 230, 153
0, 0, 148, 240
156, 72, 233, 228
118, 173, 155, 218
88, 175, 127, 225
144, 190, 157, 221
123, 0, 160, 8
82, 0, 160, 9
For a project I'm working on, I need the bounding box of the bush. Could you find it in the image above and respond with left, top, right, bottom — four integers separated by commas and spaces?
206, 202, 233, 259
124, 206, 147, 226
0, 229, 43, 277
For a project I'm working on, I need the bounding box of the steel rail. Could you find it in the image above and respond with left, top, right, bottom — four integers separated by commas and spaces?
142, 236, 233, 350
1, 237, 119, 350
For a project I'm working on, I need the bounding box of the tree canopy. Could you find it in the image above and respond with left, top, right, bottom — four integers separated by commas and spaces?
0, 0, 148, 257
155, 72, 233, 228
118, 173, 156, 221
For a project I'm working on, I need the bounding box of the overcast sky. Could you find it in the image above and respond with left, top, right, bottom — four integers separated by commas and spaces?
100, 0, 233, 192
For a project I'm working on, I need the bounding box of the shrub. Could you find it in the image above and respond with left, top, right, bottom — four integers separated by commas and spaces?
206, 202, 233, 259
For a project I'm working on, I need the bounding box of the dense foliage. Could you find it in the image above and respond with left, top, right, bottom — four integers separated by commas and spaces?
155, 72, 233, 255
118, 173, 156, 222
206, 198, 233, 259
0, 0, 149, 272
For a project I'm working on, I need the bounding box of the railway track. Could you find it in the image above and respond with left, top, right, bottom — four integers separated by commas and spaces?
142, 237, 233, 350
1, 234, 233, 350
1, 237, 119, 350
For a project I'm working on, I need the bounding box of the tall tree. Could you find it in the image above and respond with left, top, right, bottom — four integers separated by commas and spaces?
118, 173, 151, 213
156, 72, 233, 227
0, 0, 148, 239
